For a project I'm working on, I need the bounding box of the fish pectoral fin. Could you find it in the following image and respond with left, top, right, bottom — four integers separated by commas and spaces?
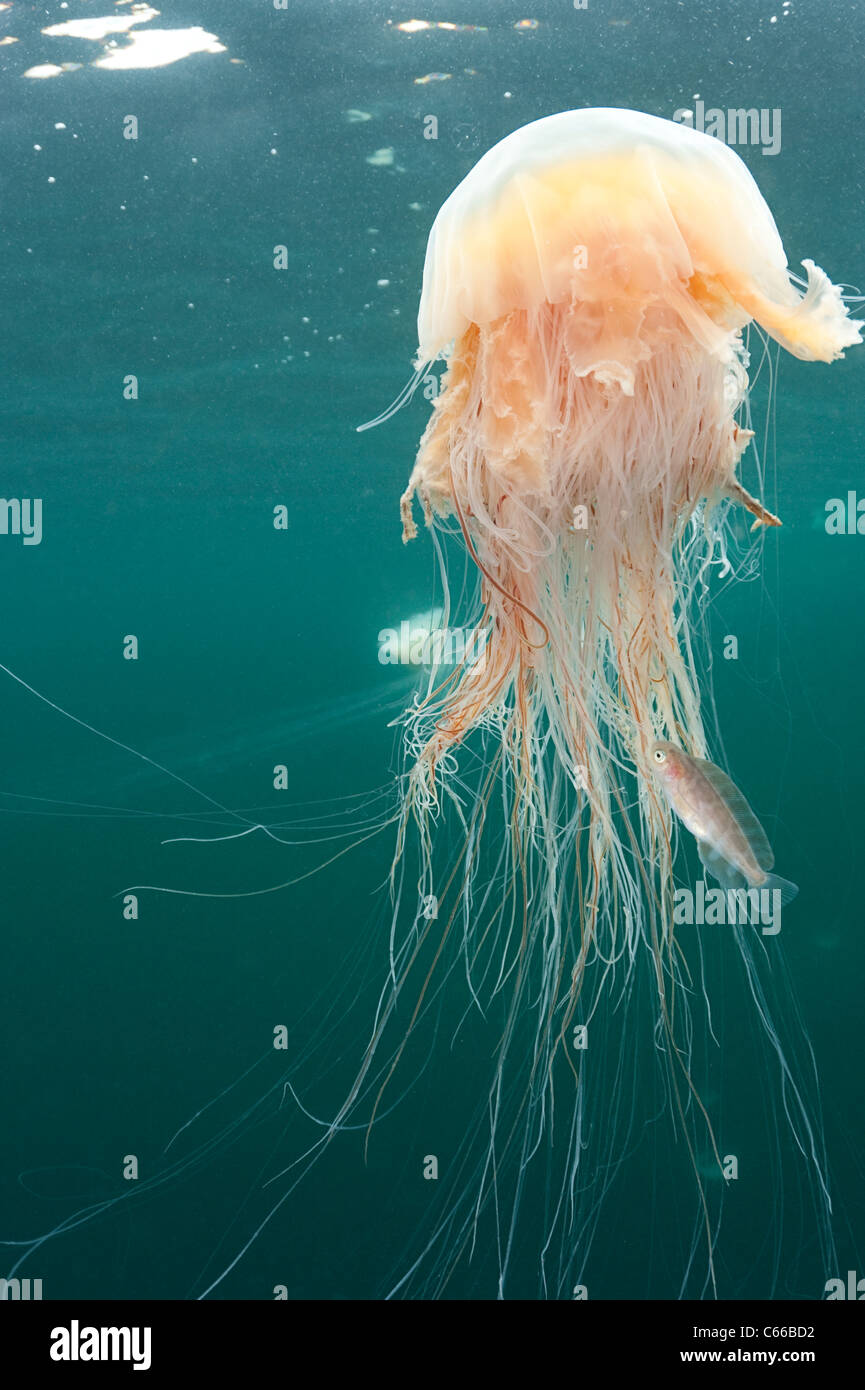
724, 476, 783, 529
697, 839, 748, 889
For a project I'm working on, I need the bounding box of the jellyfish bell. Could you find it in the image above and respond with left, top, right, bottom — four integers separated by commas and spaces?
414, 107, 860, 368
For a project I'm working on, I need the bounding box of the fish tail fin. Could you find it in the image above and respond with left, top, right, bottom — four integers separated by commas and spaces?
764, 873, 799, 907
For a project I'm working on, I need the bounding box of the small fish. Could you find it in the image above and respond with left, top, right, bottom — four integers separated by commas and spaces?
650, 742, 798, 905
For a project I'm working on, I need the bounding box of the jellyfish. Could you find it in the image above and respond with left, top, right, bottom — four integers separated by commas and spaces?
352, 108, 861, 1298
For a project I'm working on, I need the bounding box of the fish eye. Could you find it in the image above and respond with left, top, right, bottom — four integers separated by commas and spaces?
653, 748, 665, 762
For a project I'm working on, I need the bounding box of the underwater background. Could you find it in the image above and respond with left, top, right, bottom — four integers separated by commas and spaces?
0, 0, 862, 1299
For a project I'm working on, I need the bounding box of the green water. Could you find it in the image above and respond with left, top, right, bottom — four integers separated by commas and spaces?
0, 0, 862, 1300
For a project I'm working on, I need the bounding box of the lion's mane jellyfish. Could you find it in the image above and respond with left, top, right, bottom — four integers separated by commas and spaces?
364, 109, 861, 1298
